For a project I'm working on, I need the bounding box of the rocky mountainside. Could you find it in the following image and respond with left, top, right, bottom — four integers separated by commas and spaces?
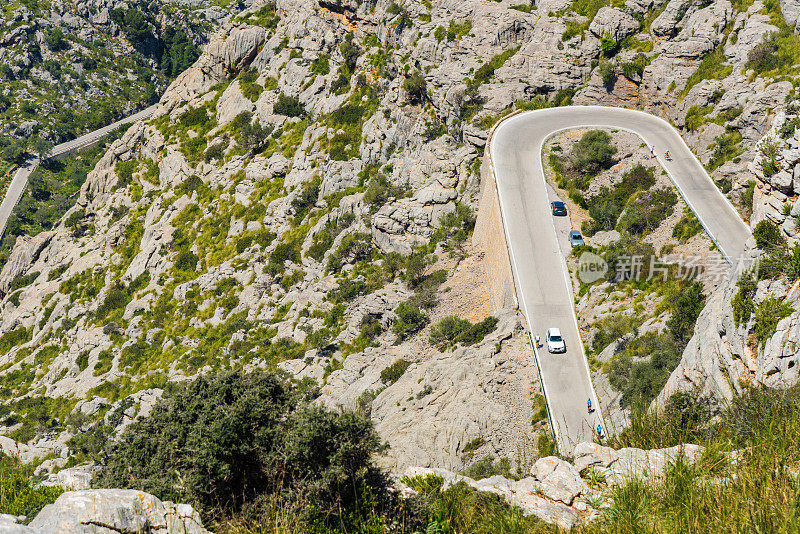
2, 0, 800, 491
0, 0, 246, 149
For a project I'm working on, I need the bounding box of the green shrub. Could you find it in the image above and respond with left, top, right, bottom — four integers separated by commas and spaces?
685, 105, 712, 132
179, 107, 210, 128
431, 203, 476, 254
608, 333, 683, 408
708, 130, 744, 171
326, 232, 373, 273
339, 33, 362, 75
617, 188, 677, 236
238, 69, 263, 102
672, 209, 703, 241
572, 129, 617, 175
96, 371, 391, 523
273, 93, 305, 117
381, 359, 411, 385
429, 316, 471, 350
114, 160, 138, 189
0, 327, 32, 355
311, 54, 330, 75
447, 19, 472, 42
403, 71, 427, 103
290, 179, 320, 222
393, 302, 429, 340
586, 164, 655, 234
174, 250, 199, 272
458, 317, 499, 346
0, 456, 62, 517
269, 241, 301, 268
601, 37, 619, 57
753, 219, 784, 250
666, 281, 705, 343
621, 54, 647, 81
467, 47, 520, 90
597, 61, 616, 89
753, 297, 794, 345
363, 173, 409, 211
681, 44, 732, 99
461, 456, 512, 480
592, 314, 639, 353
741, 180, 756, 211
9, 271, 39, 292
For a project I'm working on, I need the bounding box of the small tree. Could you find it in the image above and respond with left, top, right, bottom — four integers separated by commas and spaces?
30, 137, 54, 162
273, 93, 306, 117
572, 129, 617, 174
597, 61, 616, 90
403, 71, 428, 104
95, 371, 392, 521
753, 219, 784, 250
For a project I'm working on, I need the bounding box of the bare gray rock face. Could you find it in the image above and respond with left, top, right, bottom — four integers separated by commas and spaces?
161, 25, 268, 111
780, 0, 800, 31
529, 456, 588, 505
572, 441, 704, 483
0, 232, 52, 294
589, 7, 641, 41
0, 517, 42, 534
29, 490, 209, 534
41, 465, 98, 491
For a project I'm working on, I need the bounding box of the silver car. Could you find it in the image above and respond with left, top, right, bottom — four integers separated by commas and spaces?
546, 328, 566, 353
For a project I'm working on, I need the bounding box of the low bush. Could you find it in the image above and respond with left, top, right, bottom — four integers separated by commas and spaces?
0, 456, 62, 517
753, 219, 784, 250
672, 208, 703, 241
273, 93, 305, 117
572, 129, 617, 175
96, 371, 394, 525
707, 130, 743, 171
601, 37, 619, 57
429, 316, 471, 350
666, 280, 705, 343
431, 203, 476, 254
458, 317, 499, 346
617, 188, 677, 236
597, 62, 616, 89
461, 457, 512, 480
586, 164, 655, 234
446, 19, 472, 42
326, 232, 373, 273
393, 302, 429, 340
380, 359, 411, 385
403, 71, 427, 103
753, 297, 794, 345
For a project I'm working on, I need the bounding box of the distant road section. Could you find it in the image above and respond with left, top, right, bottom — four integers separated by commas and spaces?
490, 105, 751, 452
0, 105, 158, 240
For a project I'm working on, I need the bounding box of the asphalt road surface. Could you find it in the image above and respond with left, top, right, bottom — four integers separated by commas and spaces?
490, 106, 752, 452
0, 105, 158, 239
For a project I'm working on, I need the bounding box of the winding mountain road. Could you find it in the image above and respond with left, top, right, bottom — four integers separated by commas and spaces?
0, 105, 158, 239
490, 106, 751, 452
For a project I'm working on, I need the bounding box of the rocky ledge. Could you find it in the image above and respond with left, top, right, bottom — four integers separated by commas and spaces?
0, 489, 207, 534
401, 441, 704, 529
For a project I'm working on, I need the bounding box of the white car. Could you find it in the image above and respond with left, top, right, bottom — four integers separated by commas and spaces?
546, 328, 566, 353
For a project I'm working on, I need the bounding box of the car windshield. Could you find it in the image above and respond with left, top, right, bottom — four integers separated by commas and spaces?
550, 334, 562, 342
553, 202, 564, 207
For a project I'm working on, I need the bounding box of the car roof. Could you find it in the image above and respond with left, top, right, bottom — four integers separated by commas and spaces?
547, 327, 562, 336
552, 201, 565, 206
